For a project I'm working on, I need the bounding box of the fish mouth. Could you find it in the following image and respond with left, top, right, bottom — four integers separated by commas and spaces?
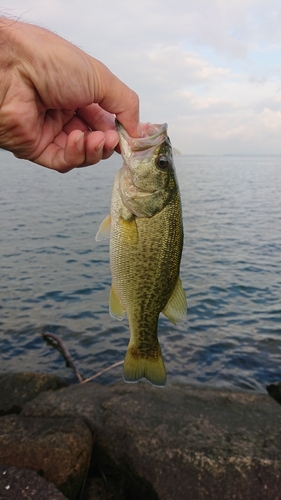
116, 121, 167, 152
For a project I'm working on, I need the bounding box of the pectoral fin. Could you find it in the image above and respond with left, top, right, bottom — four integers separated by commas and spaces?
162, 277, 187, 325
109, 283, 125, 320
120, 217, 138, 245
95, 214, 111, 241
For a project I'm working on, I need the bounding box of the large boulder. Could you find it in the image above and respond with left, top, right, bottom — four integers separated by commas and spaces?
0, 372, 67, 416
0, 465, 67, 500
0, 414, 92, 500
21, 381, 281, 500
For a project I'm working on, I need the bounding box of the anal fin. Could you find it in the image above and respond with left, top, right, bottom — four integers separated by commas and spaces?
162, 276, 187, 325
109, 283, 125, 320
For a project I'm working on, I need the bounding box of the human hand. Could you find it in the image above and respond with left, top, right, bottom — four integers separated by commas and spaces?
0, 18, 139, 172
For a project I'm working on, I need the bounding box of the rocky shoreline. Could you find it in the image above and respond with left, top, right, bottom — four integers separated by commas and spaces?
0, 372, 280, 500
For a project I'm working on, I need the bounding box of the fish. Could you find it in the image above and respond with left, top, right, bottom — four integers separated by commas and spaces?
96, 121, 187, 386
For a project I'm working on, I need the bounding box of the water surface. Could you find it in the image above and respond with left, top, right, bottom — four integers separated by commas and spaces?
1, 150, 281, 392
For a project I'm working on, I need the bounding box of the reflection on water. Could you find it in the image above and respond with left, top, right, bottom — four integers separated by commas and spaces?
1, 150, 281, 391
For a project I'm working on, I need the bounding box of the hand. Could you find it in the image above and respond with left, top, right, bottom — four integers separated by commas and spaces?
0, 18, 139, 172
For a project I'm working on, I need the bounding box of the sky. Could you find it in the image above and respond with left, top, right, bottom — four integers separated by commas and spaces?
2, 0, 281, 155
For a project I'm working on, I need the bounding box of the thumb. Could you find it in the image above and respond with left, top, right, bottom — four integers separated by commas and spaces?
90, 58, 140, 138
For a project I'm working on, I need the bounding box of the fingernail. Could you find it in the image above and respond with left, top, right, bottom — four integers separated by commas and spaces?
95, 139, 106, 154
75, 132, 84, 152
112, 139, 119, 151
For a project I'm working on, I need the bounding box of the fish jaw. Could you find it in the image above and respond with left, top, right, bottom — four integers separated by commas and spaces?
116, 120, 172, 193
116, 120, 168, 157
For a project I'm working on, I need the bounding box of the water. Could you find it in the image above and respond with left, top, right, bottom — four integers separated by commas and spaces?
1, 150, 281, 392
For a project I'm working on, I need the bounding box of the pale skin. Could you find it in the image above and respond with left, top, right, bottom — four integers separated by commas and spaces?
0, 17, 139, 173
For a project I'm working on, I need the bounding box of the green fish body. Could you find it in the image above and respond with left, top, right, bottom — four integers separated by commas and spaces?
96, 122, 186, 386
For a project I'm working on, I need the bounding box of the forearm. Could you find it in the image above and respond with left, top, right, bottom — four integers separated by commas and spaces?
0, 18, 17, 102
0, 18, 22, 151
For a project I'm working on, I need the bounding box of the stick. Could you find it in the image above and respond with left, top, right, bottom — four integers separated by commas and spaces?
42, 332, 83, 383
42, 332, 124, 384
81, 360, 124, 384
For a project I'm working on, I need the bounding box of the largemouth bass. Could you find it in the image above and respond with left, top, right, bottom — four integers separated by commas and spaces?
96, 121, 186, 386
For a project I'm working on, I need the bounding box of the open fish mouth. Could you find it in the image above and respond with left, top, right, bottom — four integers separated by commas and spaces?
116, 121, 168, 152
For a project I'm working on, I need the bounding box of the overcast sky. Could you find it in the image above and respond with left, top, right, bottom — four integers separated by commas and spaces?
3, 0, 281, 154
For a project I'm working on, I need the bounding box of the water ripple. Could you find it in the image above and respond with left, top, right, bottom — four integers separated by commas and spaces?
1, 152, 281, 391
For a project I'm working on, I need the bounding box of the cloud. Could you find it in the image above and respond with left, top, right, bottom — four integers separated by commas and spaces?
4, 0, 281, 154
7, 0, 278, 57
147, 45, 230, 85
169, 105, 281, 154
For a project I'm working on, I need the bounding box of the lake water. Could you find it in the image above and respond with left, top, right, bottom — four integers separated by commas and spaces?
1, 150, 281, 392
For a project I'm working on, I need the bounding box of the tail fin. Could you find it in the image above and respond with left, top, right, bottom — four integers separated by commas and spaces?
123, 343, 166, 387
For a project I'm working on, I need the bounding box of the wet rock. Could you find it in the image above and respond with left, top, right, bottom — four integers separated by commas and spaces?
0, 415, 92, 500
0, 465, 67, 500
21, 382, 281, 500
0, 372, 67, 416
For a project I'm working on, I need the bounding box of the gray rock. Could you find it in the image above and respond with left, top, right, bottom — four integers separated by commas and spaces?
0, 372, 67, 416
0, 414, 92, 500
0, 465, 67, 500
21, 381, 281, 500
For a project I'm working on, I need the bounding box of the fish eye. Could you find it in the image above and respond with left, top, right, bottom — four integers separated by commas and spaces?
156, 155, 169, 170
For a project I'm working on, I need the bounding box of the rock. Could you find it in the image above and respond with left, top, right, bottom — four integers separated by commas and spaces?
21, 382, 281, 500
267, 382, 281, 404
0, 465, 67, 500
0, 372, 67, 416
82, 479, 116, 500
0, 415, 92, 500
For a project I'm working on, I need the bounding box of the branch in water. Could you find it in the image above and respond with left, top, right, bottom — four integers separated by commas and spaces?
42, 332, 83, 383
42, 332, 124, 384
